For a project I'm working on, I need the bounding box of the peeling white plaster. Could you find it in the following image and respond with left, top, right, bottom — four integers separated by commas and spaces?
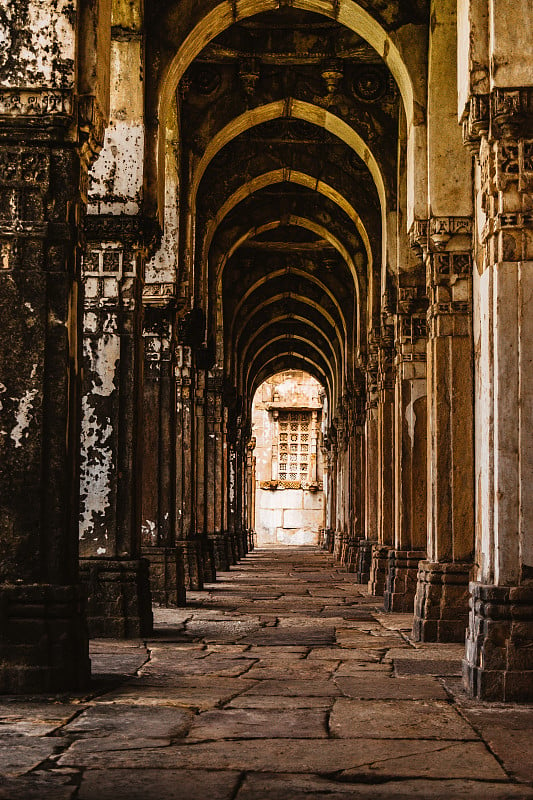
97, 547, 107, 555
10, 387, 38, 448
89, 123, 144, 208
0, 1, 76, 89
84, 323, 120, 397
0, 382, 6, 412
24, 302, 34, 313
406, 379, 427, 448
79, 396, 113, 540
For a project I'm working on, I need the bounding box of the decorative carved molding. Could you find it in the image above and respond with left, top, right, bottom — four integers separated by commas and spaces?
463, 87, 533, 145
428, 216, 473, 251
479, 137, 533, 268
143, 282, 176, 306
462, 93, 490, 147
0, 88, 73, 117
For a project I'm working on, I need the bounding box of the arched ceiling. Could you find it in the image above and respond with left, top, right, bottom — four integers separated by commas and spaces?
167, 4, 418, 420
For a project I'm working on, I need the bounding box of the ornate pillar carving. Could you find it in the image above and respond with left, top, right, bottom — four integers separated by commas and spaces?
463, 88, 533, 700
140, 287, 186, 607
384, 287, 428, 611
324, 425, 337, 553
356, 351, 379, 583
369, 329, 396, 596
79, 215, 154, 637
175, 341, 204, 590
412, 216, 475, 642
0, 82, 105, 689
206, 370, 231, 570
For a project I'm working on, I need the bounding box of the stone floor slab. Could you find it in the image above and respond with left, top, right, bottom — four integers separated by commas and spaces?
0, 772, 76, 800
94, 678, 257, 710
63, 703, 194, 739
57, 737, 507, 779
242, 679, 341, 697
236, 774, 533, 799
459, 706, 533, 782
335, 675, 449, 700
0, 737, 59, 777
187, 707, 328, 740
330, 698, 477, 739
77, 769, 240, 800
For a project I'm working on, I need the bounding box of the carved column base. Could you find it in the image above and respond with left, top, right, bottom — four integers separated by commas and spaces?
247, 529, 256, 552
233, 529, 248, 561
177, 540, 204, 591
343, 538, 359, 573
355, 539, 374, 583
200, 535, 217, 584
412, 560, 472, 642
463, 582, 533, 702
368, 545, 391, 596
321, 529, 335, 552
0, 584, 90, 694
142, 547, 186, 607
333, 531, 344, 561
208, 533, 232, 572
80, 559, 153, 639
384, 550, 426, 612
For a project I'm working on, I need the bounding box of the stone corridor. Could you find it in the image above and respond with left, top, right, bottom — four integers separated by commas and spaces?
1, 548, 532, 799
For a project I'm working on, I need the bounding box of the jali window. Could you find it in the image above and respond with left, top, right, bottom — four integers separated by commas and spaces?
278, 411, 310, 482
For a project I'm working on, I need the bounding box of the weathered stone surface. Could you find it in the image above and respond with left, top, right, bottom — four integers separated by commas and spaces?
0, 773, 76, 800
77, 770, 240, 800
236, 775, 533, 799
63, 704, 193, 739
0, 737, 59, 777
96, 678, 257, 710
58, 737, 507, 778
242, 679, 341, 697
335, 675, 449, 700
226, 695, 333, 709
329, 699, 476, 739
187, 708, 328, 740
459, 707, 533, 782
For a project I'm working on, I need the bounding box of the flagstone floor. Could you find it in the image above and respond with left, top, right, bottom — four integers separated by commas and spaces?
1, 547, 533, 799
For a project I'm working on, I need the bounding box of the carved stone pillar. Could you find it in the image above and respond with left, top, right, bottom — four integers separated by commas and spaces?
140, 291, 186, 607
347, 391, 367, 573
194, 367, 216, 583
206, 371, 231, 570
369, 334, 395, 595
326, 430, 338, 554
79, 215, 153, 638
356, 360, 379, 583
462, 90, 533, 700
0, 108, 94, 691
235, 422, 250, 558
385, 289, 428, 611
413, 217, 475, 642
246, 438, 257, 551
175, 343, 204, 590
226, 408, 240, 563
333, 412, 347, 562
